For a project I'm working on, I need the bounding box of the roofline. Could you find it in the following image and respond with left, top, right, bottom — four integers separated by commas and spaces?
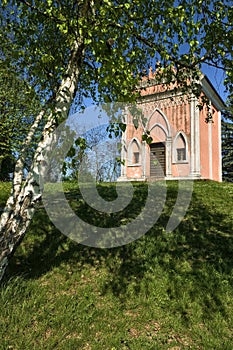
201, 75, 226, 111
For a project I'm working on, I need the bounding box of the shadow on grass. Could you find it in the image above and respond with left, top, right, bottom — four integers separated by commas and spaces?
6, 182, 233, 319
156, 189, 233, 320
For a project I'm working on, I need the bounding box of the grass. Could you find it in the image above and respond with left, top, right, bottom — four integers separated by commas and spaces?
0, 180, 233, 349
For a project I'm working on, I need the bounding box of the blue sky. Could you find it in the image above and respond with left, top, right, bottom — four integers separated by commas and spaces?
201, 63, 228, 103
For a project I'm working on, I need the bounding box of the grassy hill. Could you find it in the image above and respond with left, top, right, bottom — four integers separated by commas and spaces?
0, 180, 233, 350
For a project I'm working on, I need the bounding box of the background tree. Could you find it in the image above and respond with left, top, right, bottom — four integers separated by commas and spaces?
0, 0, 232, 281
62, 125, 121, 183
0, 24, 42, 181
222, 109, 233, 182
0, 68, 42, 179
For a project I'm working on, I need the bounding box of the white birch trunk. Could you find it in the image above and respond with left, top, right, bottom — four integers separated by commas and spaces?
0, 39, 85, 282
0, 109, 47, 230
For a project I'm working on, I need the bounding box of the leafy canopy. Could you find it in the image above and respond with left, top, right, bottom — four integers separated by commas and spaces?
1, 0, 232, 110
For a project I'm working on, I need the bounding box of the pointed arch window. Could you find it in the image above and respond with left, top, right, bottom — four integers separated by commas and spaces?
129, 139, 141, 165
174, 132, 188, 163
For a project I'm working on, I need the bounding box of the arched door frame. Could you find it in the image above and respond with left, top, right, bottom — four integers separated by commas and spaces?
148, 122, 172, 178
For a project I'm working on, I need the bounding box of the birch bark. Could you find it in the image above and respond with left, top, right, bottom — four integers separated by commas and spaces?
0, 39, 85, 282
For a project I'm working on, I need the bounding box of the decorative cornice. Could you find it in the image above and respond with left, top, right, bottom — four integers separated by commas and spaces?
137, 74, 226, 111
138, 91, 189, 108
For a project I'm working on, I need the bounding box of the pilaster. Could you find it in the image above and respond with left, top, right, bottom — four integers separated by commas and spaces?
166, 137, 172, 177
190, 95, 201, 178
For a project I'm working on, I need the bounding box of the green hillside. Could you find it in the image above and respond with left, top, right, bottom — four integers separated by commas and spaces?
0, 181, 233, 349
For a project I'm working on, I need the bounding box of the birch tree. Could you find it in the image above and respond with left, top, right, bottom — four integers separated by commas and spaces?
0, 0, 232, 281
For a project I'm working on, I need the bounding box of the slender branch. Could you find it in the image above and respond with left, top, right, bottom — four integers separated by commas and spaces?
202, 61, 227, 71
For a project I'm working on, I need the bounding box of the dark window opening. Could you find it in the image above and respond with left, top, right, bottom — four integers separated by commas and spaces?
133, 152, 140, 164
177, 148, 186, 161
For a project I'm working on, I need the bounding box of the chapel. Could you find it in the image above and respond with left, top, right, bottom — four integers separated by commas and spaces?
119, 72, 225, 182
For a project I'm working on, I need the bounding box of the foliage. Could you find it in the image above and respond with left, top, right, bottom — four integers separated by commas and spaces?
222, 109, 233, 182
1, 0, 233, 108
0, 180, 233, 349
0, 37, 42, 179
0, 182, 12, 208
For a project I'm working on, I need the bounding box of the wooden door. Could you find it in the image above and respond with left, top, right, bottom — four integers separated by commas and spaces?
150, 143, 166, 178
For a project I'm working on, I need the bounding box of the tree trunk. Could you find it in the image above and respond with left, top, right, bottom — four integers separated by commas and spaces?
0, 39, 85, 282
0, 109, 47, 230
